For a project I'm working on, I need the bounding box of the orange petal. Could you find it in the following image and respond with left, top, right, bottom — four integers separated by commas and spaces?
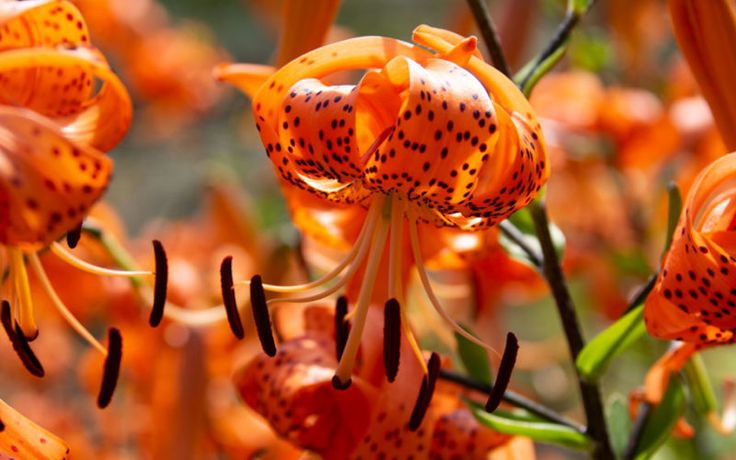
275, 0, 342, 66
0, 399, 69, 460
645, 153, 736, 345
669, 0, 736, 150
234, 336, 375, 460
643, 342, 698, 404
0, 47, 132, 152
0, 106, 112, 249
213, 63, 275, 100
0, 0, 93, 118
430, 409, 516, 459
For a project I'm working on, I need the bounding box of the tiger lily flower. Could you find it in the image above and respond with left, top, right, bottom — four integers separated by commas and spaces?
0, 0, 159, 406
644, 153, 736, 408
235, 304, 535, 459
0, 398, 69, 459
216, 25, 548, 388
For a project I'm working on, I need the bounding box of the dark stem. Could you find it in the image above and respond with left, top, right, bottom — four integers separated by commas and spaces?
465, 0, 511, 77
518, 0, 596, 90
530, 200, 614, 460
623, 272, 658, 316
621, 402, 652, 460
439, 369, 586, 433
499, 220, 543, 268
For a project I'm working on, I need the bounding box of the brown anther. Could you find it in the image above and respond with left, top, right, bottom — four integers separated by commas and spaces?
66, 222, 83, 249
149, 240, 168, 327
485, 332, 519, 413
409, 352, 440, 431
331, 375, 352, 390
219, 256, 244, 339
383, 298, 401, 383
335, 296, 349, 360
97, 327, 122, 409
0, 417, 4, 432
250, 275, 277, 356
1, 300, 45, 378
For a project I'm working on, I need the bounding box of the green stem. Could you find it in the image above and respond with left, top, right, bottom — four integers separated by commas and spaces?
465, 0, 511, 77
439, 369, 586, 432
530, 200, 614, 460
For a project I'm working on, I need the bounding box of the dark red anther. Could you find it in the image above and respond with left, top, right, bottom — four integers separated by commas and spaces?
149, 240, 168, 327
383, 298, 401, 383
250, 275, 277, 357
335, 296, 349, 360
409, 352, 440, 431
97, 327, 123, 409
1, 300, 44, 378
66, 222, 83, 249
484, 332, 519, 413
220, 256, 244, 339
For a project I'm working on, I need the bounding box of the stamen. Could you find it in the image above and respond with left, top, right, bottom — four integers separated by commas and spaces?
237, 199, 381, 294
8, 248, 38, 340
485, 332, 519, 413
408, 352, 440, 431
407, 216, 498, 356
333, 199, 390, 388
150, 240, 168, 328
50, 242, 152, 277
1, 300, 44, 377
335, 295, 349, 360
220, 256, 244, 339
250, 275, 277, 356
0, 417, 4, 431
383, 298, 401, 382
97, 327, 122, 409
331, 374, 352, 390
66, 223, 83, 249
28, 254, 106, 355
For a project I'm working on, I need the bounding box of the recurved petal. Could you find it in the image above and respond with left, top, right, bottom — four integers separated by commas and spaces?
0, 0, 94, 118
430, 409, 519, 459
645, 153, 736, 344
0, 399, 70, 460
0, 105, 112, 249
234, 336, 375, 460
213, 63, 275, 99
0, 46, 132, 151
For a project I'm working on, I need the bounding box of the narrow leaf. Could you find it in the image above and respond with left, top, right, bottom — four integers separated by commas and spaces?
606, 394, 632, 457
470, 403, 592, 450
576, 305, 646, 382
684, 353, 718, 415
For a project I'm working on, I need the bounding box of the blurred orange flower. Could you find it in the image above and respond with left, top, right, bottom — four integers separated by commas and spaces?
235, 305, 534, 459
0, 0, 131, 406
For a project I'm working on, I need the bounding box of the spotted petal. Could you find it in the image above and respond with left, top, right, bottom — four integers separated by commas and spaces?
0, 105, 112, 249
0, 399, 69, 460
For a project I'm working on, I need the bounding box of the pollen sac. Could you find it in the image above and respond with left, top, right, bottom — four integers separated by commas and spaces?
645, 153, 736, 346
223, 26, 548, 230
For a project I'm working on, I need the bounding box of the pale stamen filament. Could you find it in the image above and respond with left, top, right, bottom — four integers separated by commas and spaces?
28, 253, 106, 355
266, 205, 378, 306
388, 198, 428, 375
237, 197, 381, 294
8, 248, 37, 339
407, 213, 498, 357
334, 200, 391, 383
51, 242, 153, 277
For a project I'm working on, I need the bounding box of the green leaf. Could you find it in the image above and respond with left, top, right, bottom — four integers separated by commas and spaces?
454, 326, 492, 385
663, 182, 683, 257
606, 394, 632, 458
576, 305, 646, 382
470, 403, 592, 451
634, 378, 686, 459
684, 353, 718, 415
